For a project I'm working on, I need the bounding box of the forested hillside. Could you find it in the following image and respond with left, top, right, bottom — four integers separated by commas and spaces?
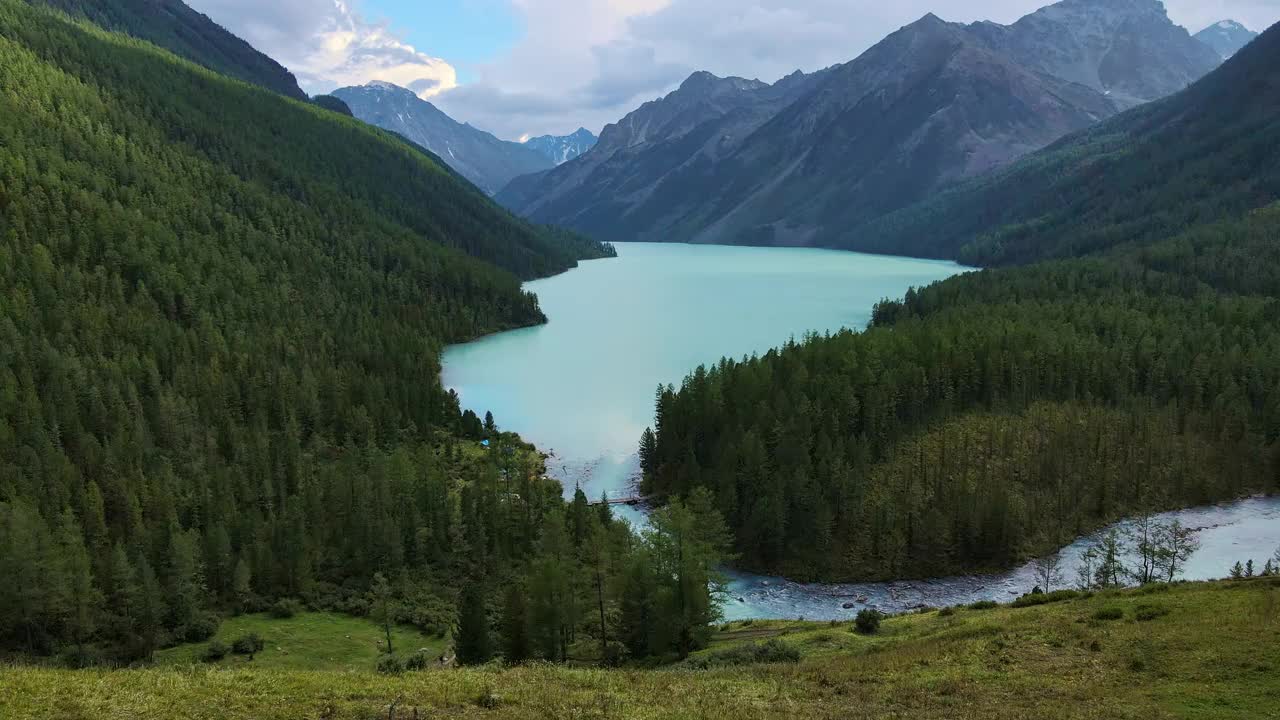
643, 23, 1280, 582
30, 0, 308, 99
0, 0, 691, 668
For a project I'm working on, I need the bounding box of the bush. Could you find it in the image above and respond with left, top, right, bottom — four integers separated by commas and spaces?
183, 613, 220, 643
403, 650, 433, 671
854, 609, 885, 635
1134, 604, 1170, 622
967, 600, 999, 611
938, 607, 956, 617
1091, 607, 1125, 621
269, 598, 304, 619
686, 639, 801, 669
1012, 589, 1081, 608
231, 633, 265, 656
601, 641, 628, 668
376, 654, 404, 674
58, 646, 101, 669
202, 641, 229, 663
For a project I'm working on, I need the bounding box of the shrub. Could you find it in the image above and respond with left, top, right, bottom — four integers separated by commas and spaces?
183, 613, 220, 643
938, 607, 956, 617
269, 598, 304, 619
403, 650, 433, 671
854, 609, 885, 635
601, 641, 628, 668
376, 654, 404, 674
1134, 604, 1170, 622
58, 646, 101, 669
967, 600, 999, 611
202, 641, 229, 663
231, 633, 265, 656
1013, 589, 1081, 608
1091, 607, 1124, 621
686, 639, 801, 669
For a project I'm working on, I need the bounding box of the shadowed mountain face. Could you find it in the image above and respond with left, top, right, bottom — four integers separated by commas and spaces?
334, 82, 553, 195
524, 128, 598, 165
852, 20, 1280, 265
496, 68, 830, 234
966, 0, 1221, 110
29, 0, 307, 99
1195, 19, 1259, 59
499, 0, 1225, 248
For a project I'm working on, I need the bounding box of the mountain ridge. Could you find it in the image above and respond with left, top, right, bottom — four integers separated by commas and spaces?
524, 128, 598, 165
1194, 19, 1258, 59
333, 81, 554, 195
498, 0, 1222, 248
29, 0, 307, 99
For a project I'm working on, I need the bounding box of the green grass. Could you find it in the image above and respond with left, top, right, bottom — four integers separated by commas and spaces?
3, 579, 1278, 719
153, 612, 448, 672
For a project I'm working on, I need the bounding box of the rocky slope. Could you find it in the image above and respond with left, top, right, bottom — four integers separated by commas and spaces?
966, 0, 1220, 110
1194, 19, 1259, 59
334, 81, 553, 195
524, 128, 598, 165
500, 0, 1225, 248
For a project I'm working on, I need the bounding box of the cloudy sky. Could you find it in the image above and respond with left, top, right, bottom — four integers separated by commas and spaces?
186, 0, 1278, 141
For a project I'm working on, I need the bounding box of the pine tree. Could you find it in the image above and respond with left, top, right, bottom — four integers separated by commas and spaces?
500, 583, 530, 665
369, 573, 397, 655
617, 550, 658, 659
232, 558, 253, 615
455, 581, 492, 666
56, 512, 101, 658
639, 428, 657, 477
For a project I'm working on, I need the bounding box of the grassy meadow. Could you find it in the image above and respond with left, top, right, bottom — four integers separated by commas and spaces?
151, 612, 448, 672
3, 578, 1278, 719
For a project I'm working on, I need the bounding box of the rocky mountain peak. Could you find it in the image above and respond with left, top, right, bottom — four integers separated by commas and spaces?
1194, 19, 1259, 59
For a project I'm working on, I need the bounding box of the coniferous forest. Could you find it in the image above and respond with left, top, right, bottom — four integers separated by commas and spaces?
3, 1, 1280, 706
643, 24, 1280, 581
0, 0, 736, 668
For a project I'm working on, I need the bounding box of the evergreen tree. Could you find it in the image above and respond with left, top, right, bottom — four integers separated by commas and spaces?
56, 512, 100, 657
455, 581, 493, 666
500, 583, 530, 666
369, 573, 397, 655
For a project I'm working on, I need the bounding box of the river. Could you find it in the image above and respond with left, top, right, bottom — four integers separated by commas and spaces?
442, 242, 1280, 620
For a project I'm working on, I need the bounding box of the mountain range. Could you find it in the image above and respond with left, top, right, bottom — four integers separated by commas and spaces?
332, 82, 554, 195
852, 17, 1280, 266
524, 128, 598, 165
1194, 19, 1259, 59
498, 0, 1226, 248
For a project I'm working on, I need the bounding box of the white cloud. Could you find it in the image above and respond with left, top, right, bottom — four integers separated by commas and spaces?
189, 0, 1278, 141
188, 0, 458, 97
434, 0, 1279, 140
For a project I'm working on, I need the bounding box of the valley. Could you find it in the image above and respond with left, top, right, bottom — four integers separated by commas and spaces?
2, 0, 1279, 715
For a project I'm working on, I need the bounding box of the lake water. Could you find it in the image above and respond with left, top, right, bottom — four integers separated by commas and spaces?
442, 242, 1280, 620
442, 242, 965, 518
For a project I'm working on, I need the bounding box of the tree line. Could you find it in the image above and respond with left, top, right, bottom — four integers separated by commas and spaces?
644, 205, 1280, 581
0, 1, 672, 668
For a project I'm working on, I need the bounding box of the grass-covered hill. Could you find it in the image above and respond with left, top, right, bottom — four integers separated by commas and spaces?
3, 578, 1277, 719
29, 0, 309, 100
851, 21, 1280, 266
644, 22, 1280, 582
0, 0, 616, 663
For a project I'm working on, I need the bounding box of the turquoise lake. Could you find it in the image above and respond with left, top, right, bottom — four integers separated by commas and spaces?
443, 242, 1280, 620
442, 242, 966, 514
